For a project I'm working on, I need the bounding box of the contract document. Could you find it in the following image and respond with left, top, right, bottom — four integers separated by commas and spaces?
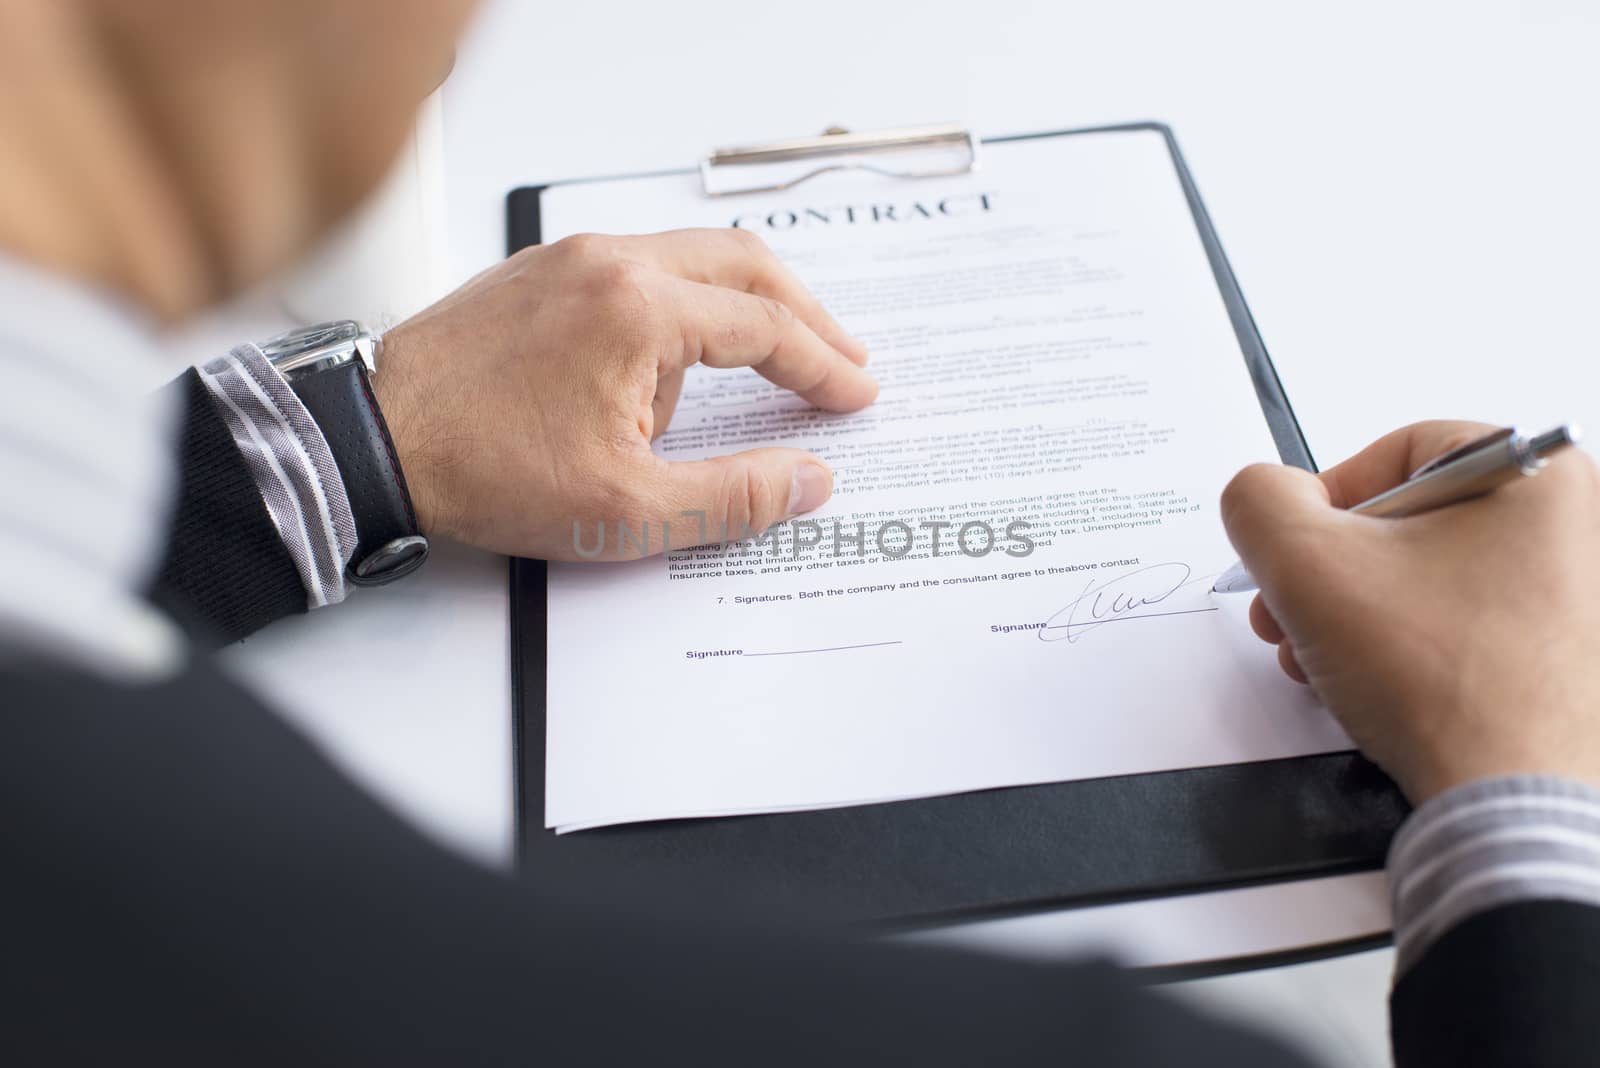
539, 128, 1350, 833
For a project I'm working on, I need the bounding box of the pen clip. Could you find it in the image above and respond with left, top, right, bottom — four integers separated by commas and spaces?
1405, 427, 1517, 481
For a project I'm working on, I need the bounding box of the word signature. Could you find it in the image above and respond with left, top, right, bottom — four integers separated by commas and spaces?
1039, 562, 1215, 644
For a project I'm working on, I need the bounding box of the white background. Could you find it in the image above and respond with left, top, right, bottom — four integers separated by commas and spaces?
196, 2, 1599, 1064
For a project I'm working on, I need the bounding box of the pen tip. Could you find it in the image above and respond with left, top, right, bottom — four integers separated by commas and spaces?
1211, 564, 1259, 595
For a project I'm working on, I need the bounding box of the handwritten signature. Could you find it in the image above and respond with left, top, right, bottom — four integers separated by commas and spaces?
1039, 562, 1216, 644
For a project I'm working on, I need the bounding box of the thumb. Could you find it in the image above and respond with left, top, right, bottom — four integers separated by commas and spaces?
1219, 463, 1336, 594
637, 448, 834, 551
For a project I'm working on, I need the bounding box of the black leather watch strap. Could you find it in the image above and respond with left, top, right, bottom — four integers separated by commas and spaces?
289, 360, 428, 586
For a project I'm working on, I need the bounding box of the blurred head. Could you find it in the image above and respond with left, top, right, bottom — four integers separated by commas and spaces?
0, 0, 476, 317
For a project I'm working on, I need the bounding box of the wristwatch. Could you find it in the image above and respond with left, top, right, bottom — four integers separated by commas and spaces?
260, 320, 429, 586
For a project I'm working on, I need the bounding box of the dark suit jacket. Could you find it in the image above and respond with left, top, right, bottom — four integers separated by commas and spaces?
3, 370, 1596, 1065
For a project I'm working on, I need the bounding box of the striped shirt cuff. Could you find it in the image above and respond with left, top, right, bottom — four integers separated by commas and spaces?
1388, 774, 1600, 974
195, 343, 357, 609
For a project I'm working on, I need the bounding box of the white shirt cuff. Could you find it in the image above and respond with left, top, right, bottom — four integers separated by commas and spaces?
1388, 774, 1600, 974
195, 343, 357, 609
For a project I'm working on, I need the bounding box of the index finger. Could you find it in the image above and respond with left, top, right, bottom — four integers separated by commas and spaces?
666, 278, 879, 412
622, 228, 871, 367
1317, 420, 1501, 508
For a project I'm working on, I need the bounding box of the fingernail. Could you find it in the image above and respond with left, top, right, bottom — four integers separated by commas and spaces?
788, 464, 832, 516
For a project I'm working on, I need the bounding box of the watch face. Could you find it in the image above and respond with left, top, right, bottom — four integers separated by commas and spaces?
260, 320, 377, 378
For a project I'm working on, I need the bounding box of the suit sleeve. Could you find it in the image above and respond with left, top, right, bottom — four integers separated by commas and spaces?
1386, 775, 1600, 1068
145, 368, 308, 644
1391, 900, 1600, 1068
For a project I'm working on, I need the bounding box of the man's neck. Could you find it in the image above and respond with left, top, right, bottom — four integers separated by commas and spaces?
0, 1, 297, 321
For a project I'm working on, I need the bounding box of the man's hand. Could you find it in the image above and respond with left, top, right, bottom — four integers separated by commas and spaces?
374, 229, 876, 560
1221, 421, 1600, 803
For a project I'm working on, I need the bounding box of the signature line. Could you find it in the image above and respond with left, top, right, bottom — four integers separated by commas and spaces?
743, 640, 904, 657
1043, 606, 1220, 632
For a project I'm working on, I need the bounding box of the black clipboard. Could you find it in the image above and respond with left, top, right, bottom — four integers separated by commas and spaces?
506, 122, 1406, 936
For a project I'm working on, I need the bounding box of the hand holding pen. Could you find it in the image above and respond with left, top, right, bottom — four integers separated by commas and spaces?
1216, 421, 1600, 803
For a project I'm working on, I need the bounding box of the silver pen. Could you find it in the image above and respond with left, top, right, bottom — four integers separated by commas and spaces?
1212, 424, 1583, 595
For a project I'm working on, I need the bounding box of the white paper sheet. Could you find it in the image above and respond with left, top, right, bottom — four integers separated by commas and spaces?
539, 129, 1350, 832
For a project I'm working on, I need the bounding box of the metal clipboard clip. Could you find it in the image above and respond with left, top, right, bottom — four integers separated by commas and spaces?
699, 123, 979, 198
